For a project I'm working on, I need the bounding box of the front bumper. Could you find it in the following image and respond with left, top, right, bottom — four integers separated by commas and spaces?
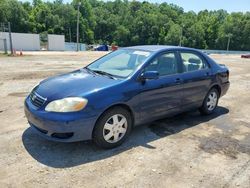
24, 97, 97, 142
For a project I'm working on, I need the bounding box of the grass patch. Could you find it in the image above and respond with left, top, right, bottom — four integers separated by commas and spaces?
0, 53, 8, 57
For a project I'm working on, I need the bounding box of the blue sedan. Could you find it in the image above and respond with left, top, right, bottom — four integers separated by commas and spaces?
24, 45, 230, 148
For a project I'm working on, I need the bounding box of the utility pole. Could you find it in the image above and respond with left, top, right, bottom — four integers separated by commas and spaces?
69, 27, 72, 42
226, 34, 232, 51
179, 24, 184, 47
8, 22, 13, 55
76, 2, 81, 51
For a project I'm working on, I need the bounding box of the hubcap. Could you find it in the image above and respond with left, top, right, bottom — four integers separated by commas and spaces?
103, 114, 128, 143
206, 91, 218, 111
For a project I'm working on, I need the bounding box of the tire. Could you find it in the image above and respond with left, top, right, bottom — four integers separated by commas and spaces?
199, 88, 219, 115
93, 107, 132, 149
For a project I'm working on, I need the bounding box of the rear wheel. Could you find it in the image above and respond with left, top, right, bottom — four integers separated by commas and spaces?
199, 88, 219, 115
93, 107, 132, 149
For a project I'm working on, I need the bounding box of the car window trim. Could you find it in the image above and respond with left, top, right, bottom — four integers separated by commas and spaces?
180, 67, 211, 74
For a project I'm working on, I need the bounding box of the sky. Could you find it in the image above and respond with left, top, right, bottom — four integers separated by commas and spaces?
20, 0, 250, 13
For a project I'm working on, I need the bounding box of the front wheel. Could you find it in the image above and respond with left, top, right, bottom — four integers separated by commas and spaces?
199, 88, 219, 115
93, 107, 132, 149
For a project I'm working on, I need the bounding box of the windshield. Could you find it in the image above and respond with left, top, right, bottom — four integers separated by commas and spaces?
87, 49, 152, 78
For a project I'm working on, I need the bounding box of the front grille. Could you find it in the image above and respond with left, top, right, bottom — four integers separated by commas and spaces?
30, 90, 46, 108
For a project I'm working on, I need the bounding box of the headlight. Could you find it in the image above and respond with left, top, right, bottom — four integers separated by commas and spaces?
45, 97, 88, 112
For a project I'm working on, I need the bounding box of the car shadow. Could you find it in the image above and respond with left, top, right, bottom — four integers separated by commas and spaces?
22, 106, 229, 168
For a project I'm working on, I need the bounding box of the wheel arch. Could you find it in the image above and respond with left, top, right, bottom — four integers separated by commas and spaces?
92, 103, 135, 138
210, 84, 221, 97
201, 84, 221, 106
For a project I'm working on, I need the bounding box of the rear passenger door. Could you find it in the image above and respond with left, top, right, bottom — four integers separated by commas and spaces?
178, 50, 212, 108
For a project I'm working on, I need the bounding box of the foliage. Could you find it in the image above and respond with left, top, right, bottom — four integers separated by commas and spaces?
0, 0, 249, 50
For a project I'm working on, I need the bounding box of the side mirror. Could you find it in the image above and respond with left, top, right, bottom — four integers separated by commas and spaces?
140, 71, 159, 81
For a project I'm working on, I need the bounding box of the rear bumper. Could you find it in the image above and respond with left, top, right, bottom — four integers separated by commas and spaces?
221, 81, 230, 97
24, 97, 97, 142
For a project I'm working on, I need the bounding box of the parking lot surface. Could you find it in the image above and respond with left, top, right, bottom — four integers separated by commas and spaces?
0, 52, 249, 187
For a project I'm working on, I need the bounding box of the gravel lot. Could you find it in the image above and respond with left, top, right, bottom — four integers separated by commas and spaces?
0, 52, 249, 188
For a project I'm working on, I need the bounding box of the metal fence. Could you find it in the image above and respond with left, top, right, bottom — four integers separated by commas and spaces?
202, 49, 250, 55
65, 42, 86, 51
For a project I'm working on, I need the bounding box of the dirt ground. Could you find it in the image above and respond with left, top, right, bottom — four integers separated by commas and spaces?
0, 52, 249, 188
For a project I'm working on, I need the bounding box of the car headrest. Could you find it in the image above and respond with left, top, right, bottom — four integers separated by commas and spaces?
188, 58, 201, 65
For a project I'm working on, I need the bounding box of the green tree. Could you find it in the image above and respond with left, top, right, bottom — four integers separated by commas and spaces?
0, 0, 249, 50
0, 0, 29, 32
164, 23, 182, 45
113, 25, 130, 46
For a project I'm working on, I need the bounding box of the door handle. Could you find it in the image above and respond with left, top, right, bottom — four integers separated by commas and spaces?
175, 78, 182, 84
205, 72, 210, 76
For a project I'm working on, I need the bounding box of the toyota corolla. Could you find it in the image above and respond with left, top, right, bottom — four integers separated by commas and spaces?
24, 45, 230, 148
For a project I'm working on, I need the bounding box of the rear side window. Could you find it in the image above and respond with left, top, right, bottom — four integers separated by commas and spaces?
145, 52, 178, 76
180, 52, 208, 72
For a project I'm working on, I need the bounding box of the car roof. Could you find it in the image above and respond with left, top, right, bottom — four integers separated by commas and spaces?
124, 45, 197, 52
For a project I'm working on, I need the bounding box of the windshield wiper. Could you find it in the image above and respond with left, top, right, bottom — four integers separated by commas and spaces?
92, 70, 117, 79
84, 67, 95, 74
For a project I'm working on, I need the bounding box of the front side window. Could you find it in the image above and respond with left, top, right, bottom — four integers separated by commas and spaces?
87, 49, 152, 78
180, 52, 208, 72
144, 52, 178, 76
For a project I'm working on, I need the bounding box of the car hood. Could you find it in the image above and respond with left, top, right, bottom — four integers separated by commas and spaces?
34, 69, 122, 100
